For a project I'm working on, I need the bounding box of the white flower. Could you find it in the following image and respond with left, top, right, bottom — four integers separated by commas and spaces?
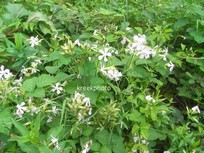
133, 34, 146, 45
74, 92, 84, 102
78, 112, 84, 121
98, 48, 112, 62
30, 106, 40, 116
52, 105, 59, 116
51, 135, 60, 150
159, 48, 168, 61
53, 34, 58, 40
192, 105, 201, 113
47, 117, 53, 123
34, 59, 42, 65
121, 37, 127, 45
88, 108, 92, 115
93, 29, 99, 35
100, 64, 107, 76
167, 61, 174, 71
82, 140, 92, 153
83, 97, 91, 107
145, 95, 156, 103
136, 46, 152, 59
133, 134, 139, 143
51, 83, 64, 94
16, 102, 27, 118
74, 39, 81, 46
21, 66, 28, 74
107, 69, 122, 81
13, 77, 23, 86
0, 65, 13, 81
163, 151, 170, 153
29, 35, 41, 47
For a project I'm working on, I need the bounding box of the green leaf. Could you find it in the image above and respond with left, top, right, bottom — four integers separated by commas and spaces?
91, 142, 101, 152
18, 142, 38, 153
45, 66, 59, 74
37, 74, 55, 88
21, 77, 37, 93
82, 126, 94, 136
100, 146, 112, 153
38, 145, 53, 153
27, 12, 56, 33
26, 88, 45, 98
14, 33, 23, 50
128, 110, 145, 123
12, 119, 29, 136
0, 109, 12, 135
94, 130, 110, 145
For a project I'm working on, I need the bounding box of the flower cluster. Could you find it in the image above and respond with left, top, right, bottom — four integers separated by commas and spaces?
0, 65, 13, 81
100, 65, 122, 81
68, 92, 92, 121
126, 34, 156, 59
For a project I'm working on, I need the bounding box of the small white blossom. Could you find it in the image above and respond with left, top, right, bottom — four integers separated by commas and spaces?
98, 48, 112, 62
0, 65, 13, 81
74, 39, 81, 46
51, 135, 60, 150
121, 37, 127, 45
167, 61, 174, 71
93, 29, 99, 35
21, 66, 28, 74
47, 117, 53, 123
136, 46, 152, 59
29, 35, 41, 47
83, 97, 91, 107
34, 59, 42, 65
100, 64, 107, 76
145, 95, 156, 103
133, 34, 146, 45
133, 134, 139, 143
159, 48, 168, 61
82, 140, 92, 153
107, 69, 122, 81
192, 105, 201, 113
163, 151, 170, 153
78, 112, 84, 121
52, 105, 59, 116
88, 108, 92, 115
51, 83, 64, 94
13, 77, 23, 86
16, 102, 27, 118
30, 106, 40, 116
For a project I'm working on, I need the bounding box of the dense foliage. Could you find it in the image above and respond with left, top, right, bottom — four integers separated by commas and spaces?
0, 0, 203, 152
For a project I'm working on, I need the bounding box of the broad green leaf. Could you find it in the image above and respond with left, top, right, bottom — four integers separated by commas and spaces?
94, 130, 110, 145
82, 126, 94, 136
38, 145, 53, 153
55, 72, 70, 82
18, 142, 38, 153
27, 12, 56, 33
128, 110, 145, 123
37, 74, 55, 88
91, 142, 101, 152
0, 109, 12, 135
12, 119, 29, 136
100, 146, 112, 153
26, 88, 45, 98
21, 77, 37, 93
45, 66, 59, 74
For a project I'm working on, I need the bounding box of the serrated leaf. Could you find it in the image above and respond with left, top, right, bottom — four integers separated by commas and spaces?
45, 66, 59, 74
94, 130, 110, 145
21, 77, 37, 92
26, 88, 45, 98
100, 146, 112, 153
37, 74, 55, 88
